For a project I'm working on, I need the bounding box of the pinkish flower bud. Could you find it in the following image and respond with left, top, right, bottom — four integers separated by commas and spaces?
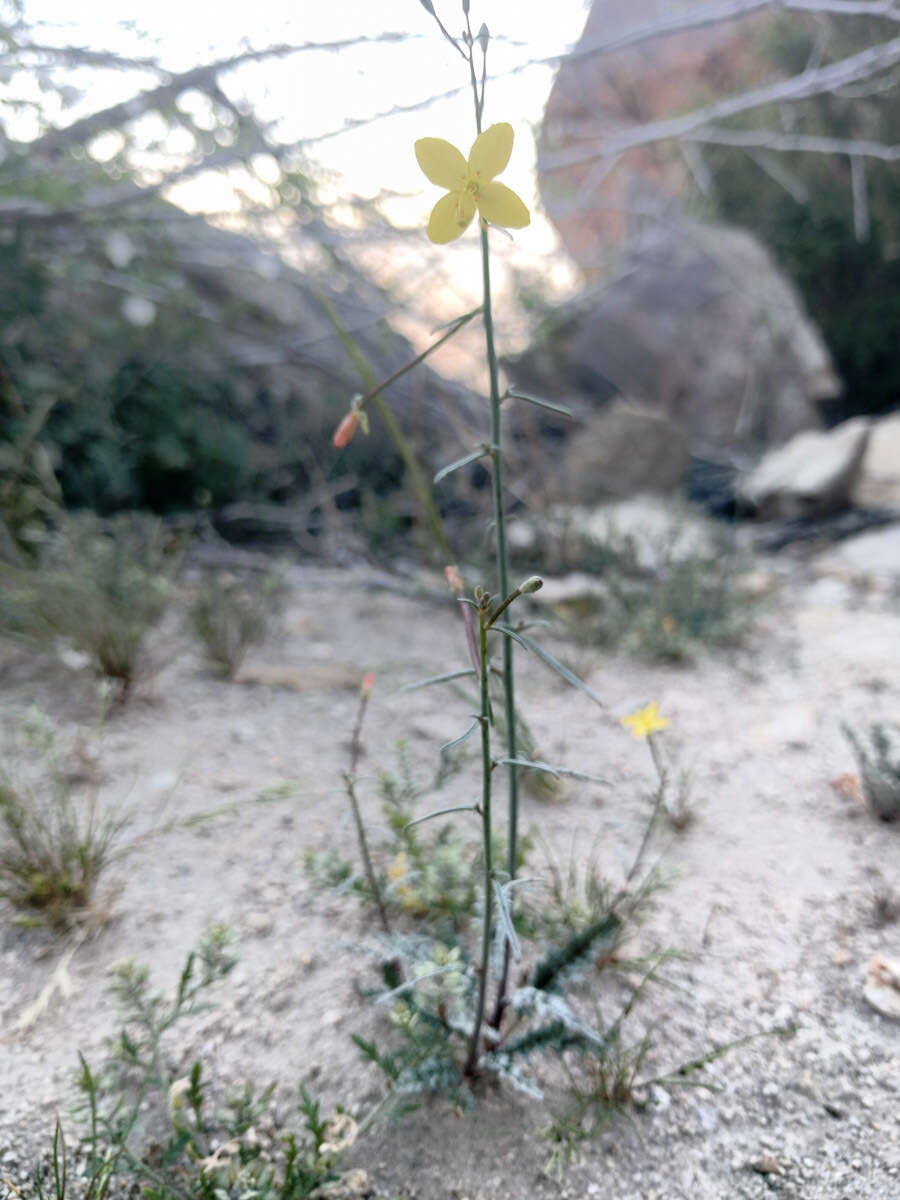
360, 671, 375, 698
332, 411, 358, 449
444, 564, 464, 594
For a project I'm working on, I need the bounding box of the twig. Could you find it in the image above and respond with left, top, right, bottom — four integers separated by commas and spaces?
342, 680, 391, 937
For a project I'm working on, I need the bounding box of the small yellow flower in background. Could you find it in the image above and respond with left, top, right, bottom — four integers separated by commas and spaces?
387, 851, 408, 882
622, 702, 670, 740
415, 122, 530, 244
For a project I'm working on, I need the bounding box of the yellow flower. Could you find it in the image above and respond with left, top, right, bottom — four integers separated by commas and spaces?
622, 702, 670, 740
415, 122, 530, 244
387, 851, 408, 882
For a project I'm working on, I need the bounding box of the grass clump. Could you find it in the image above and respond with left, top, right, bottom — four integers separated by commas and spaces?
0, 511, 180, 697
843, 722, 900, 821
0, 707, 128, 928
188, 563, 287, 678
547, 517, 761, 664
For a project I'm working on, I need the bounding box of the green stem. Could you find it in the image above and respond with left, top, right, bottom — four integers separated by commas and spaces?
480, 221, 520, 1029
465, 608, 493, 1077
463, 21, 519, 1030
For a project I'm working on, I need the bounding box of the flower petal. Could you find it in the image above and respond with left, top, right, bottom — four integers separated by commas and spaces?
415, 138, 467, 189
476, 181, 530, 229
426, 191, 477, 244
468, 123, 514, 180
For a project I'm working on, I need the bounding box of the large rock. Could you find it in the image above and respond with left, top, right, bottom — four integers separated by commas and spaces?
562, 398, 689, 502
853, 412, 900, 510
737, 418, 871, 519
507, 215, 839, 458
539, 0, 764, 263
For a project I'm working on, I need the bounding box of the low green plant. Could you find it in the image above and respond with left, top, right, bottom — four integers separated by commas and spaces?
188, 563, 287, 678
843, 722, 900, 822
0, 511, 180, 697
549, 521, 760, 664
307, 729, 481, 931
0, 706, 235, 930
0, 707, 129, 928
25, 931, 362, 1200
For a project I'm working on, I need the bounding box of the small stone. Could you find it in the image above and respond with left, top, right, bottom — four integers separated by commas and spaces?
864, 956, 900, 1020
750, 1155, 786, 1176
246, 911, 274, 936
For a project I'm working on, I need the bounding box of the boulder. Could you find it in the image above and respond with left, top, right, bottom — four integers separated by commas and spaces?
507, 215, 839, 458
853, 412, 900, 510
737, 419, 871, 519
538, 0, 765, 263
562, 398, 689, 502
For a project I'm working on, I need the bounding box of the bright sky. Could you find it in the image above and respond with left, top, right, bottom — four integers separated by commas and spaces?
24, 1, 590, 229
22, 1, 593, 362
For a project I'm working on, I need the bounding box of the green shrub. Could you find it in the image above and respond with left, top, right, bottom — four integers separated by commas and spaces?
188, 564, 287, 678
0, 511, 180, 695
0, 707, 128, 928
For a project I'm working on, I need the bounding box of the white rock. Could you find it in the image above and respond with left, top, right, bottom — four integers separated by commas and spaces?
864, 956, 900, 1020
738, 418, 871, 519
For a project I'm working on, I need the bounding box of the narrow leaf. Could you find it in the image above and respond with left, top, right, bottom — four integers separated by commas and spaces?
431, 304, 483, 332
491, 623, 531, 651
398, 667, 476, 693
434, 446, 487, 485
493, 880, 522, 962
506, 388, 573, 418
403, 804, 478, 831
496, 757, 608, 785
441, 718, 480, 754
513, 630, 605, 707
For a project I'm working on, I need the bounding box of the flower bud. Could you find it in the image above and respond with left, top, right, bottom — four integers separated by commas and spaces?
518, 575, 543, 594
444, 564, 464, 594
332, 411, 358, 449
360, 671, 375, 698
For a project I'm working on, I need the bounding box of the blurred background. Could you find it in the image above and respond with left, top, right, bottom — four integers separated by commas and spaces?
2, 0, 899, 563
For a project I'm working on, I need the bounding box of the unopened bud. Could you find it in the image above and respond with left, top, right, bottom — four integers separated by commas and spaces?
518, 576, 543, 595
477, 22, 489, 51
332, 411, 358, 449
444, 564, 464, 594
360, 671, 375, 698
462, 0, 470, 13
419, 0, 435, 12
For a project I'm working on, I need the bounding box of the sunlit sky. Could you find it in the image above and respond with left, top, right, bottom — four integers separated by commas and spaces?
25, 1, 591, 245
20, 1, 594, 368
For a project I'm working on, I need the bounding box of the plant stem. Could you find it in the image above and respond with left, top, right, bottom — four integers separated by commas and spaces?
621, 734, 667, 894
462, 19, 520, 1030
344, 688, 391, 936
465, 607, 493, 1077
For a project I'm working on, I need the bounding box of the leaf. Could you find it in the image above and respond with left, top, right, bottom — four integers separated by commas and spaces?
403, 804, 478, 831
431, 304, 483, 332
493, 880, 521, 962
512, 630, 605, 707
495, 757, 608, 785
433, 446, 487, 485
506, 388, 573, 418
490, 623, 531, 651
440, 718, 480, 753
397, 667, 476, 693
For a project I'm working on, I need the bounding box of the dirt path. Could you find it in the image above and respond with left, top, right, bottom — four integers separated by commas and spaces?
1, 556, 898, 1198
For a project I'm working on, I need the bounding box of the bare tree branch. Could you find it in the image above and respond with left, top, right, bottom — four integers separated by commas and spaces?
540, 34, 900, 172
685, 125, 900, 158
24, 33, 421, 159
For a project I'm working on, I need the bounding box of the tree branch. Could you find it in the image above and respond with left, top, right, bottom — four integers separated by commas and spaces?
540, 34, 900, 172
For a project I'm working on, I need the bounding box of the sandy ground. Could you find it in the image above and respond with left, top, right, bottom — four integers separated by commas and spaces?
1, 546, 899, 1199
